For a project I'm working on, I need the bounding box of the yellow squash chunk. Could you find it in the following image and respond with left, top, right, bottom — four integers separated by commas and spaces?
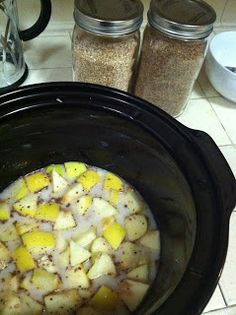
64, 265, 90, 289
61, 183, 84, 204
0, 241, 10, 270
54, 211, 76, 230
109, 190, 119, 206
91, 237, 110, 254
76, 195, 92, 215
51, 170, 68, 193
125, 190, 143, 213
125, 214, 148, 241
92, 198, 118, 218
20, 293, 43, 315
25, 172, 50, 192
22, 231, 56, 255
139, 230, 160, 251
45, 290, 81, 315
77, 170, 100, 191
32, 268, 59, 293
46, 164, 65, 177
103, 223, 126, 250
0, 293, 21, 315
35, 202, 60, 221
2, 178, 28, 201
70, 240, 91, 266
0, 223, 18, 241
89, 286, 119, 311
104, 172, 123, 191
119, 280, 149, 311
12, 245, 36, 272
65, 161, 87, 179
13, 193, 37, 217
15, 222, 37, 235
127, 265, 149, 283
120, 242, 141, 269
0, 202, 10, 220
73, 227, 96, 247
88, 253, 116, 280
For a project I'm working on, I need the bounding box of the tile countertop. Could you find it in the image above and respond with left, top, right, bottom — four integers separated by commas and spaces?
21, 23, 236, 315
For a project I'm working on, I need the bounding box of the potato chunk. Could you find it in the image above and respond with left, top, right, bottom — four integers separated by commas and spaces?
70, 240, 91, 266
0, 241, 10, 270
64, 265, 90, 289
20, 293, 43, 315
51, 170, 68, 193
88, 253, 116, 280
91, 237, 110, 254
139, 230, 160, 251
0, 223, 18, 241
120, 242, 141, 269
119, 280, 149, 311
54, 211, 76, 230
45, 290, 81, 315
2, 177, 28, 201
89, 286, 119, 311
127, 265, 149, 283
125, 214, 148, 241
32, 269, 59, 293
0, 293, 21, 315
13, 193, 37, 218
92, 198, 118, 218
76, 195, 92, 215
61, 183, 84, 204
125, 190, 143, 213
73, 228, 96, 247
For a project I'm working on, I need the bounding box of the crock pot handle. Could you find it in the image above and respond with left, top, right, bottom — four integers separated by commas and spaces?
190, 129, 236, 215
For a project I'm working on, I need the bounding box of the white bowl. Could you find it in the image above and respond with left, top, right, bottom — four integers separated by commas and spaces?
205, 31, 236, 103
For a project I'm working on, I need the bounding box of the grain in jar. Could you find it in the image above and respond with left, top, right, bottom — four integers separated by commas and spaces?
72, 0, 143, 92
134, 0, 216, 117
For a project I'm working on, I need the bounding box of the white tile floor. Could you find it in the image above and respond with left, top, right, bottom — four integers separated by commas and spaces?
19, 20, 236, 315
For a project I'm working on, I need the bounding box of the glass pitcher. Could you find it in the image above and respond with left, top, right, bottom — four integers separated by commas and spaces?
0, 0, 51, 93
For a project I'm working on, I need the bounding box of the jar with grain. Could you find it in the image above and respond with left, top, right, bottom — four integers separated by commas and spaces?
134, 0, 216, 117
72, 0, 143, 92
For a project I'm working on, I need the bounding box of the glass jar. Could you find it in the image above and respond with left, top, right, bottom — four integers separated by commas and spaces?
134, 0, 216, 117
72, 0, 143, 92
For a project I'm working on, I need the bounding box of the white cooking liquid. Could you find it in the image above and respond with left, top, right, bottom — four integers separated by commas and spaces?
0, 164, 160, 314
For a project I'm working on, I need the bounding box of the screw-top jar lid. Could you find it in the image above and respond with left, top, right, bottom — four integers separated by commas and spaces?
148, 0, 216, 40
74, 0, 144, 36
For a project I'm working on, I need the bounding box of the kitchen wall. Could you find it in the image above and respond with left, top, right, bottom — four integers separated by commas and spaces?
18, 0, 236, 34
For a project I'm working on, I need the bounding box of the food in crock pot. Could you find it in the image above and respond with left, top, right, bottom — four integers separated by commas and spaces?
0, 162, 160, 314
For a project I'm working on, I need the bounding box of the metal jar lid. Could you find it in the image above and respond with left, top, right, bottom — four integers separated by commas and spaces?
74, 0, 144, 36
148, 0, 216, 40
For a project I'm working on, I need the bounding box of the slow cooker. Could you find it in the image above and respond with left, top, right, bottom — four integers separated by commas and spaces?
0, 83, 235, 315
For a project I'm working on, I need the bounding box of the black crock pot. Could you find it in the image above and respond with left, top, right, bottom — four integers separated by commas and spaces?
0, 83, 235, 315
